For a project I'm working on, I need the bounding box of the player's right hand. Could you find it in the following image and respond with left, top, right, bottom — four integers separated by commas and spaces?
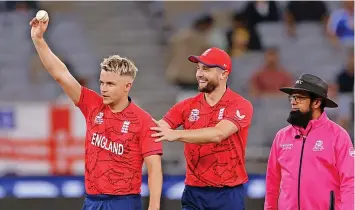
29, 17, 49, 40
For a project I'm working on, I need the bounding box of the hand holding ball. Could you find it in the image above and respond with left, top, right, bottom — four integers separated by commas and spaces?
36, 10, 49, 22
30, 10, 49, 39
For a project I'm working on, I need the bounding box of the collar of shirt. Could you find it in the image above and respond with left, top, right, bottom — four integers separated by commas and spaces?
295, 112, 329, 135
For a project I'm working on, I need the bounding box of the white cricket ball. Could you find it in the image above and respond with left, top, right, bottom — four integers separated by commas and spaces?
36, 10, 49, 22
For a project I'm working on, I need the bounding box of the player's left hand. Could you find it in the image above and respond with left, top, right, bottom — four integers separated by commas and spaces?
151, 120, 179, 142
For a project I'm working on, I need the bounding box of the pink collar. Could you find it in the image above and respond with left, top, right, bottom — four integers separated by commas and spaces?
296, 112, 328, 134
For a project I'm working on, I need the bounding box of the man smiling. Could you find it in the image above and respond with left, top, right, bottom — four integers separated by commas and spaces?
151, 47, 253, 210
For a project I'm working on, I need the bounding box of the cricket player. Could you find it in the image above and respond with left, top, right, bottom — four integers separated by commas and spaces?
264, 74, 354, 210
151, 47, 253, 210
30, 16, 162, 210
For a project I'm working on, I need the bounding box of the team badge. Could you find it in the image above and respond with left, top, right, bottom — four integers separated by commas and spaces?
188, 109, 200, 122
94, 112, 104, 124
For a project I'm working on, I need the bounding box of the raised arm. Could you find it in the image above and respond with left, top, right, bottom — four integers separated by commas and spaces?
30, 15, 81, 104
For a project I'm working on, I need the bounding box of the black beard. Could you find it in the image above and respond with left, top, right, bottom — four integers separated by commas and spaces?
198, 80, 218, 93
287, 109, 313, 128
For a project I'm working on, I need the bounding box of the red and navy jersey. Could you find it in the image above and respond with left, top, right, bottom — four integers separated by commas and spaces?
76, 87, 163, 195
163, 88, 253, 187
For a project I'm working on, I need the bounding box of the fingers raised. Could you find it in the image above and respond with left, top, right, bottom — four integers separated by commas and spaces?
151, 132, 163, 137
154, 137, 165, 143
150, 127, 163, 132
29, 18, 38, 26
29, 17, 49, 27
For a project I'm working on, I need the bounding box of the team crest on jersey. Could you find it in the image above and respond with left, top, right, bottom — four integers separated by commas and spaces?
94, 112, 104, 124
121, 120, 130, 133
313, 140, 324, 151
188, 109, 200, 122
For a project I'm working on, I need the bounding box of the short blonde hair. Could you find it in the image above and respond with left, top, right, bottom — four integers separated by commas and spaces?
100, 55, 138, 79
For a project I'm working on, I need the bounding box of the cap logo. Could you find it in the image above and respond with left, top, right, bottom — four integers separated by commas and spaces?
295, 80, 303, 85
202, 49, 211, 56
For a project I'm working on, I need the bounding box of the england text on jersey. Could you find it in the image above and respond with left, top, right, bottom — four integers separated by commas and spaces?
91, 133, 124, 155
